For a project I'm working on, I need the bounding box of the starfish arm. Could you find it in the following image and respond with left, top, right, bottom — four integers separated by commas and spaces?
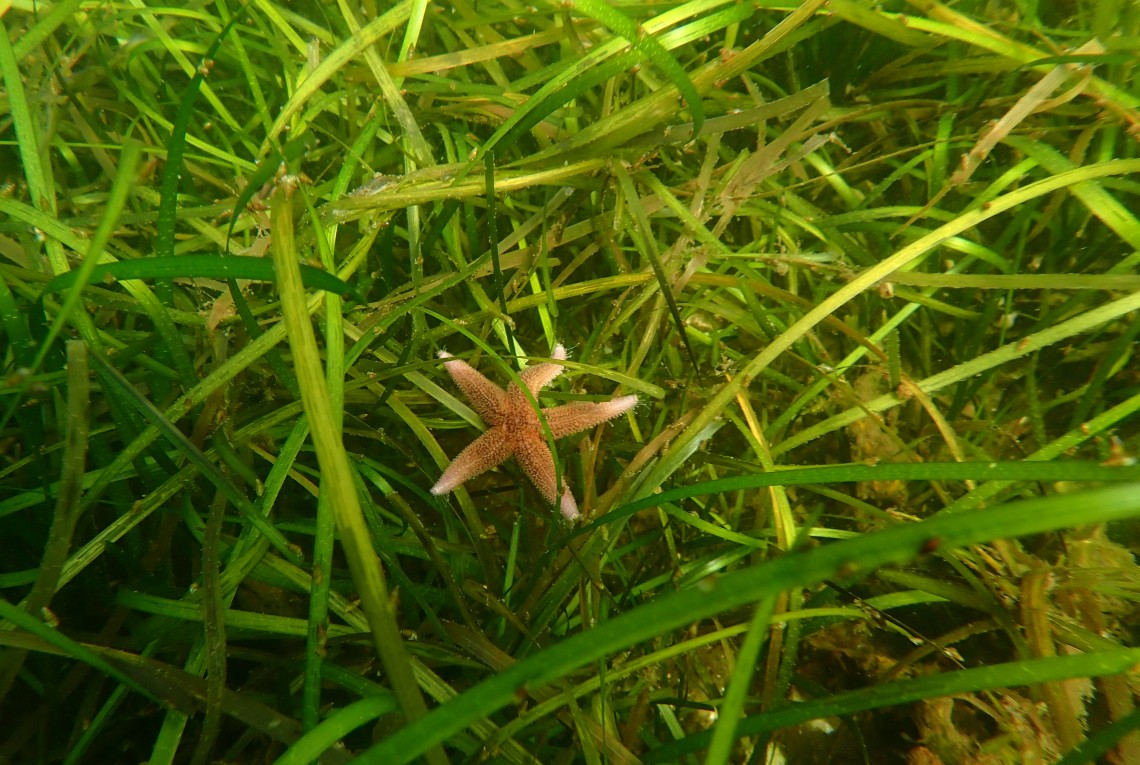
511, 431, 582, 520
438, 351, 508, 423
431, 426, 515, 495
544, 394, 639, 439
517, 343, 568, 396
512, 431, 561, 505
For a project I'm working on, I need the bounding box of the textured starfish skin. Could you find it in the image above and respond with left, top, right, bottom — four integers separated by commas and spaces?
431, 344, 638, 520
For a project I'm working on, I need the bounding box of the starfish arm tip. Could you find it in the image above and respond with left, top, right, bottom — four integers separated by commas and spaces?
553, 343, 568, 360
432, 460, 472, 496
615, 394, 639, 412
560, 487, 579, 521
437, 350, 453, 359
544, 394, 640, 438
432, 428, 515, 498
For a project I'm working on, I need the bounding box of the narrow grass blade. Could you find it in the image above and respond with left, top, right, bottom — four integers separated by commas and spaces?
568, 0, 703, 136
33, 141, 142, 370
703, 596, 778, 765
271, 696, 399, 765
38, 255, 364, 305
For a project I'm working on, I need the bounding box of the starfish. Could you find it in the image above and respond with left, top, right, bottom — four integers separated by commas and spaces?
431, 344, 638, 520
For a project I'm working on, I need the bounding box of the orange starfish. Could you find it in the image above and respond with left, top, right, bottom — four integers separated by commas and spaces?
431, 344, 638, 520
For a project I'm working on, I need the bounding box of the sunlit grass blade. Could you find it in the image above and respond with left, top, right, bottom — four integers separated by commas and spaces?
39, 254, 364, 306
567, 0, 704, 136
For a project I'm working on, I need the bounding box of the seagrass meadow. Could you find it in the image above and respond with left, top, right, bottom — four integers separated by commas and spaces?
2, 1, 1140, 763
